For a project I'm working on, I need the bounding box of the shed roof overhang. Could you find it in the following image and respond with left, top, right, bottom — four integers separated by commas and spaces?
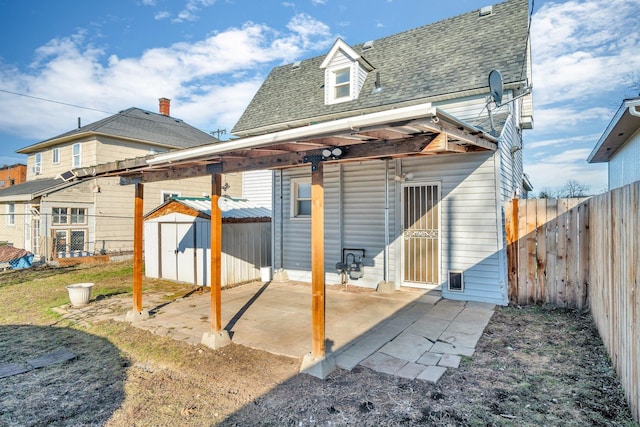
70, 103, 497, 184
588, 98, 640, 163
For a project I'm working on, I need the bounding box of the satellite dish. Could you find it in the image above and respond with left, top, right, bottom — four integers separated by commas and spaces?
488, 69, 503, 106
217, 195, 233, 212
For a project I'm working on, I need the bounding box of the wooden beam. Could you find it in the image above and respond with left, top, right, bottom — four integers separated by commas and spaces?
409, 119, 497, 151
118, 135, 439, 184
133, 182, 144, 313
422, 132, 468, 154
210, 173, 223, 333
311, 162, 325, 358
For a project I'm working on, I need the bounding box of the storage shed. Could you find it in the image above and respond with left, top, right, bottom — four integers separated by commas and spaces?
143, 197, 271, 287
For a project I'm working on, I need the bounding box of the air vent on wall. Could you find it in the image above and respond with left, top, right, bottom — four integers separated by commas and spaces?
448, 270, 464, 292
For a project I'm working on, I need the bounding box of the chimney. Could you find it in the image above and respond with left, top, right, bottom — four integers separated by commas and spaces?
159, 97, 171, 116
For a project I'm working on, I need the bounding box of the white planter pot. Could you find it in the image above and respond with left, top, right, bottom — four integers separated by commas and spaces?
66, 282, 94, 307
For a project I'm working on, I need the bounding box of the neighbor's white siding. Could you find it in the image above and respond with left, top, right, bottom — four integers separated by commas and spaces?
242, 170, 273, 208
609, 128, 640, 189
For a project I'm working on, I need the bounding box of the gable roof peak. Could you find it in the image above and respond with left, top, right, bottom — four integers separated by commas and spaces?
320, 38, 370, 69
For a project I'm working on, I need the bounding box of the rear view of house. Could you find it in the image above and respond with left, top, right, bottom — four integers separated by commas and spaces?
231, 0, 533, 305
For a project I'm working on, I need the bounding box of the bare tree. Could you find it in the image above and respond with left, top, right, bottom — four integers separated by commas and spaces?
536, 180, 590, 199
558, 179, 590, 198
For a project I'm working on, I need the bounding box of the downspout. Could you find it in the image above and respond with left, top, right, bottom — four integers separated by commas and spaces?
279, 169, 284, 269
384, 159, 389, 283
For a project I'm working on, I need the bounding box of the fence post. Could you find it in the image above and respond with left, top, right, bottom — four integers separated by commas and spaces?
505, 198, 519, 303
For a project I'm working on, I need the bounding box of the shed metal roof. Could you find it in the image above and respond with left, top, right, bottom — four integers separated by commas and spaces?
146, 197, 272, 220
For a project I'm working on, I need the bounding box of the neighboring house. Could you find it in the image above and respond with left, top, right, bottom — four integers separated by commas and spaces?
0, 164, 27, 189
0, 99, 241, 260
588, 97, 640, 190
229, 0, 533, 304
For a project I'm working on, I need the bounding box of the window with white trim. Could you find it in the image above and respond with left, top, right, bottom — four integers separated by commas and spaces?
6, 203, 15, 225
72, 143, 81, 168
52, 207, 68, 225
34, 153, 42, 175
334, 67, 351, 99
52, 147, 60, 164
291, 177, 311, 218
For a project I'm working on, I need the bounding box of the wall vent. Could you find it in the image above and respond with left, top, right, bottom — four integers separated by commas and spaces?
448, 270, 464, 292
362, 40, 374, 50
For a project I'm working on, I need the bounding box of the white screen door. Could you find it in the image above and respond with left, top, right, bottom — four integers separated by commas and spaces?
402, 183, 440, 287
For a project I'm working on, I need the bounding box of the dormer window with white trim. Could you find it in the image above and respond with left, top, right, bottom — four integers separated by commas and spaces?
333, 67, 351, 99
321, 38, 374, 106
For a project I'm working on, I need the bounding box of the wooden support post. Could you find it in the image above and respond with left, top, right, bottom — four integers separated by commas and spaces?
133, 182, 144, 313
201, 171, 230, 349
311, 163, 325, 358
210, 173, 223, 333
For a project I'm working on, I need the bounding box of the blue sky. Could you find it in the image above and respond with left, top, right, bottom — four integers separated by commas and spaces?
0, 0, 638, 194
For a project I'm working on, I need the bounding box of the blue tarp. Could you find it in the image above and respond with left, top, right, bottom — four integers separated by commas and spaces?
9, 254, 34, 269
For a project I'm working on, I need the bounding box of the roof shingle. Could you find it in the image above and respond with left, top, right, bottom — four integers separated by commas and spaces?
232, 0, 529, 135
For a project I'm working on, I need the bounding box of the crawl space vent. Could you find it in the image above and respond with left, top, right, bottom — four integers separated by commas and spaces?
448, 270, 464, 292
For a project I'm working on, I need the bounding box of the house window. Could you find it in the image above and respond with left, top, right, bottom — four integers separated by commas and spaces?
70, 208, 87, 224
72, 143, 81, 168
55, 230, 67, 253
52, 207, 68, 225
0, 180, 5, 187
334, 68, 351, 99
34, 153, 42, 175
291, 177, 311, 218
6, 203, 15, 225
70, 230, 86, 252
52, 147, 60, 164
162, 191, 181, 203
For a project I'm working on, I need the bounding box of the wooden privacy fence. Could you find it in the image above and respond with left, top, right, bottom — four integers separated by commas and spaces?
505, 181, 640, 422
505, 197, 589, 308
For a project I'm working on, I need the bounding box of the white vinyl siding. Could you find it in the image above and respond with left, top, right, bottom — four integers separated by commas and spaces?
242, 170, 273, 208
609, 128, 640, 190
273, 151, 507, 304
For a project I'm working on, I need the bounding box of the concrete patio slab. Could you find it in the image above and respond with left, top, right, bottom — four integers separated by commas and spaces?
98, 280, 495, 383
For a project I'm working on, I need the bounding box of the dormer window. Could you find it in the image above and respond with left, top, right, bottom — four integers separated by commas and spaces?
321, 38, 374, 106
334, 68, 351, 99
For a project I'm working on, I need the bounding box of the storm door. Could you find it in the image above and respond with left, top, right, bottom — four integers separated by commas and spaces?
401, 183, 440, 287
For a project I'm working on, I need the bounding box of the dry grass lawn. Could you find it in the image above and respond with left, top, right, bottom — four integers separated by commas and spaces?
0, 261, 637, 426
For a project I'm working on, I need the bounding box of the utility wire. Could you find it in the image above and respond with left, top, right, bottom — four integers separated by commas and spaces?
0, 88, 115, 114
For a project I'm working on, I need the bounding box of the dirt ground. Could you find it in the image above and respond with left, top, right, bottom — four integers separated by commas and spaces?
0, 264, 637, 426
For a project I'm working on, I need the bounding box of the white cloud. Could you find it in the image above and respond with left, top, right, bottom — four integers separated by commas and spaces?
0, 16, 336, 141
527, 133, 601, 150
173, 0, 217, 23
154, 11, 170, 20
531, 106, 613, 134
311, 0, 327, 5
531, 0, 640, 107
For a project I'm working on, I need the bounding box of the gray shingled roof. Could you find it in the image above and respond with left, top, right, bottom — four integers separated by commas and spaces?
0, 178, 70, 200
18, 108, 218, 154
232, 0, 529, 135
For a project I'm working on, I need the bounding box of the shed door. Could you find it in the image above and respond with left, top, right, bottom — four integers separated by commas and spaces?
401, 183, 440, 288
160, 222, 196, 284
